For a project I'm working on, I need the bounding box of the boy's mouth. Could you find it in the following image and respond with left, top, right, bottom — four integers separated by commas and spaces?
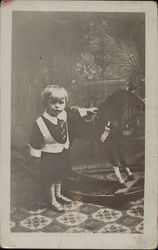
54, 109, 62, 114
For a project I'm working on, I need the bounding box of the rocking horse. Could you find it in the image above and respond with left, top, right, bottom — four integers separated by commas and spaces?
62, 85, 145, 207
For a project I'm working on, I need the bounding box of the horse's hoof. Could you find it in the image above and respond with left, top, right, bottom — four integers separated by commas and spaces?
127, 175, 135, 182
118, 182, 127, 189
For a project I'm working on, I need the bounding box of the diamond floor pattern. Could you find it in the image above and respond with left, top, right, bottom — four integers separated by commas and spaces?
11, 167, 144, 233
11, 199, 144, 233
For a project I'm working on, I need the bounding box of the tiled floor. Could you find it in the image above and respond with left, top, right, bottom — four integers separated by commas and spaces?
11, 199, 144, 233
11, 166, 144, 233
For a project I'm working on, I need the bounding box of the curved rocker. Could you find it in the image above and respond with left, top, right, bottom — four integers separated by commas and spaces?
62, 168, 144, 207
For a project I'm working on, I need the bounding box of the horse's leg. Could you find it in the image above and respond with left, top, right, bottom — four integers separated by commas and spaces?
119, 150, 135, 181
104, 134, 126, 187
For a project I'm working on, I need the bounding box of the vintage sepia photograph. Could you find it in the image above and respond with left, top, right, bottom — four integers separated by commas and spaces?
0, 1, 157, 249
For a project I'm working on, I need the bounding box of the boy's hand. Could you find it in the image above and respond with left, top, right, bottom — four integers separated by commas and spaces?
100, 130, 109, 143
87, 107, 98, 114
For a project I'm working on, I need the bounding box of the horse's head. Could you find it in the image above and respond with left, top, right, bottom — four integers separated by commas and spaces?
95, 88, 145, 136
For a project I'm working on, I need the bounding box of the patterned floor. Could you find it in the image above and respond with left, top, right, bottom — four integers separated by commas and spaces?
11, 166, 144, 233
11, 199, 144, 233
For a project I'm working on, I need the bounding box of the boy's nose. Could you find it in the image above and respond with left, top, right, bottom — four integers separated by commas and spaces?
55, 103, 60, 108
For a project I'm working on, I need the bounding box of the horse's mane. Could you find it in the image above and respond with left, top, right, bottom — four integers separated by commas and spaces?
98, 89, 127, 115
98, 89, 145, 113
96, 88, 145, 135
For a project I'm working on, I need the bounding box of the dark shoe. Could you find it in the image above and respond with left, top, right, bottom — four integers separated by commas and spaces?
127, 175, 135, 182
56, 195, 72, 204
118, 182, 127, 189
51, 202, 64, 212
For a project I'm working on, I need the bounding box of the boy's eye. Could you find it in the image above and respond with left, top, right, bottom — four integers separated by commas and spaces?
50, 100, 56, 105
50, 100, 64, 105
59, 100, 65, 104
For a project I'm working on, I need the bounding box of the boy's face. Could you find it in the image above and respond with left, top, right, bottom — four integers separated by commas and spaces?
46, 98, 66, 117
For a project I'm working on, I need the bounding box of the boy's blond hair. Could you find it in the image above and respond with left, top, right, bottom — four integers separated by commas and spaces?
41, 85, 68, 105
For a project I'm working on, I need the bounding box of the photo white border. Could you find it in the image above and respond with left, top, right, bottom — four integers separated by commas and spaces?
0, 1, 157, 249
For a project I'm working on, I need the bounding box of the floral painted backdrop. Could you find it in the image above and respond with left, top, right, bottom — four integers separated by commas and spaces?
74, 14, 144, 97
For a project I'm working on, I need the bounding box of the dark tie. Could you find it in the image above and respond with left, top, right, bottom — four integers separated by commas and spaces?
57, 119, 67, 141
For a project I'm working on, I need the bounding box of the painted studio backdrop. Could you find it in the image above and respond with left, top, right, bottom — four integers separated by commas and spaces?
11, 11, 145, 165
11, 11, 145, 233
